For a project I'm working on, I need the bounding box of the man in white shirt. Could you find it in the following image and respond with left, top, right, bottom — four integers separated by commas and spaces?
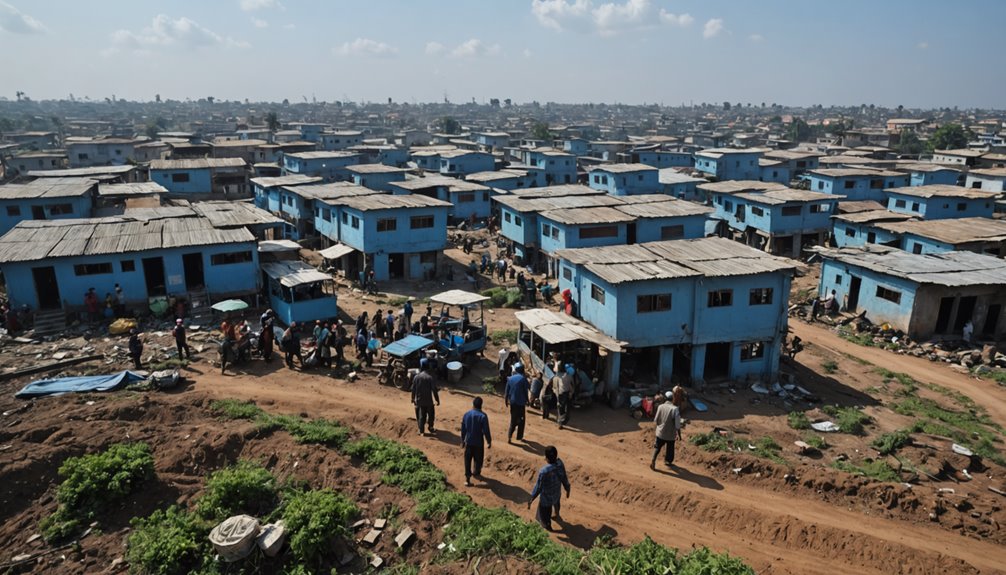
651, 391, 682, 469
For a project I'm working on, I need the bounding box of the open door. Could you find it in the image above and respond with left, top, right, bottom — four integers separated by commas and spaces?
847, 276, 862, 312
983, 304, 1001, 337
626, 223, 637, 245
32, 266, 61, 310
182, 253, 205, 291
142, 257, 166, 296
703, 342, 731, 381
954, 296, 977, 332
934, 297, 954, 334
388, 253, 404, 279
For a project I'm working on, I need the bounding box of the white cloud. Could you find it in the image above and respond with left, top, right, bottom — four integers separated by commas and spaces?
532, 0, 691, 36
658, 9, 693, 27
917, 41, 928, 49
335, 37, 397, 57
240, 0, 282, 12
449, 38, 501, 59
108, 15, 250, 53
0, 1, 46, 34
425, 41, 445, 56
749, 33, 764, 42
703, 18, 723, 39
252, 18, 268, 28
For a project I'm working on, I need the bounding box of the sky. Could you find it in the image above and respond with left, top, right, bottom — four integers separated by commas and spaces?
1, 0, 1004, 109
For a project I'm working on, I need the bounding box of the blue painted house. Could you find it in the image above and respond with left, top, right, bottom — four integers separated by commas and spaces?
0, 177, 96, 236
884, 185, 999, 220
251, 174, 322, 212
317, 194, 452, 281
282, 151, 360, 181
388, 175, 494, 222
555, 237, 798, 387
807, 168, 909, 202
438, 150, 495, 177
872, 217, 1006, 257
261, 260, 339, 326
149, 158, 249, 197
346, 164, 409, 192
525, 150, 578, 185
815, 245, 1006, 341
319, 130, 363, 151
622, 148, 693, 169
693, 148, 765, 181
906, 164, 960, 187
0, 216, 259, 312
763, 150, 821, 176
563, 138, 589, 156
466, 169, 533, 191
474, 131, 511, 152
588, 164, 660, 195
759, 159, 791, 184
282, 182, 384, 240
830, 205, 913, 249
348, 145, 409, 167
710, 187, 841, 257
658, 170, 706, 201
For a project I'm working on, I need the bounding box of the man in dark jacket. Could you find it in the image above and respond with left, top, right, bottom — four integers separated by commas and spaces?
172, 318, 191, 360
504, 363, 531, 443
411, 358, 440, 436
128, 329, 143, 370
460, 397, 492, 486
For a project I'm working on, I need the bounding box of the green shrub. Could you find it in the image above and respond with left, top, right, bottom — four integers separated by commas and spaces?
196, 461, 278, 521
822, 406, 872, 435
832, 459, 900, 483
415, 489, 473, 520
821, 360, 838, 374
751, 436, 785, 464
126, 506, 207, 575
345, 435, 446, 495
787, 411, 810, 430
283, 418, 350, 447
42, 442, 154, 541
209, 399, 264, 420
490, 328, 517, 345
586, 535, 679, 575
689, 431, 731, 453
480, 288, 508, 308
282, 489, 358, 566
676, 547, 755, 575
871, 429, 912, 456
802, 434, 828, 450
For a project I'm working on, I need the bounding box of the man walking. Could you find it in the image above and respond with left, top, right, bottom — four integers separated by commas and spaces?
411, 358, 440, 435
460, 397, 492, 486
504, 363, 530, 443
556, 363, 574, 429
651, 388, 683, 469
527, 445, 570, 531
128, 328, 144, 370
403, 299, 413, 332
260, 309, 275, 362
316, 321, 332, 368
282, 322, 303, 369
172, 318, 191, 360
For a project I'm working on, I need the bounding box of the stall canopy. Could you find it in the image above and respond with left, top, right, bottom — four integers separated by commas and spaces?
430, 289, 490, 306
318, 243, 356, 260
262, 261, 332, 287
258, 239, 301, 253
514, 308, 626, 352
384, 334, 436, 358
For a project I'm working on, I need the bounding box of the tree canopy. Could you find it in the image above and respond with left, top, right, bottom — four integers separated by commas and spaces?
439, 116, 461, 135
530, 121, 552, 141
928, 123, 971, 152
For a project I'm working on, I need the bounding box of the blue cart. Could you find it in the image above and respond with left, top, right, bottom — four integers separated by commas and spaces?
429, 290, 490, 361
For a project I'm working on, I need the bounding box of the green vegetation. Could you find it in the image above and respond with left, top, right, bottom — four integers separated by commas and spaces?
822, 405, 872, 435
480, 287, 522, 309
42, 442, 154, 541
210, 398, 264, 420
489, 328, 517, 345
209, 399, 350, 448
386, 296, 410, 307
841, 352, 873, 366
282, 489, 358, 566
895, 395, 1005, 465
126, 506, 208, 575
876, 368, 917, 393
802, 434, 828, 450
751, 436, 784, 464
196, 461, 278, 521
871, 429, 913, 456
344, 435, 446, 495
837, 327, 875, 347
689, 431, 732, 453
821, 360, 838, 374
927, 123, 971, 152
415, 489, 473, 520
832, 458, 900, 483
787, 411, 811, 430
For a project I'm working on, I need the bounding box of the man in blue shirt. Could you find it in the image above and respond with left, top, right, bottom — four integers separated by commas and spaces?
527, 445, 571, 531
504, 363, 530, 443
460, 397, 492, 486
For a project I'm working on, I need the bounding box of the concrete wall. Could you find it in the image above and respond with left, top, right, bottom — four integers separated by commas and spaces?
447, 189, 492, 221
886, 193, 994, 220
819, 259, 917, 331
151, 168, 212, 194
809, 174, 910, 202
588, 170, 661, 195
0, 195, 93, 236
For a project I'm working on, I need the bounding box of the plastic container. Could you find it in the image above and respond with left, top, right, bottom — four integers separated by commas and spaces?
446, 361, 463, 383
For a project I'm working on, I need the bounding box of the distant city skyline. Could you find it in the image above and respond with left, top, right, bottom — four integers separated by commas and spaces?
1, 0, 1003, 109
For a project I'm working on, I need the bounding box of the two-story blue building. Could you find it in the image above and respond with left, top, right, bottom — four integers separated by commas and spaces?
658, 169, 706, 201
814, 245, 1006, 341
0, 177, 97, 235
871, 217, 1006, 257
388, 175, 494, 223
525, 150, 578, 185
562, 138, 590, 156
149, 158, 249, 197
474, 131, 511, 152
588, 164, 661, 195
0, 216, 259, 312
759, 159, 792, 184
883, 185, 999, 220
830, 203, 914, 248
806, 168, 910, 202
763, 150, 821, 176
555, 237, 798, 387
282, 151, 360, 181
710, 187, 841, 257
281, 182, 384, 240
346, 164, 409, 192
693, 148, 765, 181
620, 148, 693, 169
251, 174, 323, 212
438, 150, 495, 176
319, 130, 363, 151
316, 194, 452, 282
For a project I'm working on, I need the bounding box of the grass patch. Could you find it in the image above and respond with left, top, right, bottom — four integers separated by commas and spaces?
282, 488, 359, 567
196, 460, 278, 521
480, 287, 522, 309
489, 328, 517, 345
750, 436, 786, 464
345, 435, 447, 495
822, 405, 872, 435
689, 431, 732, 453
875, 368, 917, 394
126, 506, 208, 575
209, 399, 349, 447
821, 360, 838, 374
842, 352, 873, 366
838, 327, 875, 347
802, 433, 828, 450
415, 489, 473, 520
282, 417, 350, 447
895, 395, 1005, 465
42, 442, 154, 542
788, 411, 811, 430
871, 429, 913, 456
832, 458, 900, 483
210, 398, 265, 420
148, 358, 189, 371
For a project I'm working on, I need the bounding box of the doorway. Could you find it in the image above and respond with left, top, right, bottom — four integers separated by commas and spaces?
626, 223, 637, 245
182, 253, 205, 291
703, 342, 731, 381
31, 266, 61, 310
388, 253, 404, 279
31, 205, 46, 220
983, 304, 1001, 336
953, 296, 977, 332
847, 276, 862, 312
142, 257, 166, 296
934, 296, 955, 334
672, 345, 691, 381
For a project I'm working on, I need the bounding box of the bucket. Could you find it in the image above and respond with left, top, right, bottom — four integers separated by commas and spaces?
446, 361, 463, 383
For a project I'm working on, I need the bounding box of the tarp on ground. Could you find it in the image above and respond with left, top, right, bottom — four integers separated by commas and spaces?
15, 370, 146, 399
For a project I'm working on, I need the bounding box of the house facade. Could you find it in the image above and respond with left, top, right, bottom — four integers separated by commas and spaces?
0, 178, 97, 235
710, 188, 841, 257
587, 164, 660, 195
347, 164, 409, 192
807, 169, 910, 202
693, 148, 765, 181
872, 217, 1006, 257
884, 185, 998, 220
281, 151, 360, 181
149, 158, 249, 197
965, 168, 1006, 193
438, 150, 495, 176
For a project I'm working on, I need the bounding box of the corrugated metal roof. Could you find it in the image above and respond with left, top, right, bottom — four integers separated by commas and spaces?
290, 183, 384, 202
696, 180, 788, 194
540, 206, 636, 225
813, 245, 1006, 287
318, 243, 357, 259
838, 200, 887, 213
338, 194, 452, 211
0, 217, 254, 264
261, 261, 332, 287
346, 164, 409, 174
584, 260, 699, 283
250, 175, 323, 188
514, 308, 626, 351
0, 177, 96, 199
191, 201, 283, 228
832, 209, 915, 224
658, 169, 705, 185
502, 184, 600, 199
589, 163, 657, 174
149, 158, 247, 170
733, 189, 841, 205
613, 199, 713, 218
810, 168, 904, 177
284, 151, 359, 160
465, 169, 528, 182
98, 182, 168, 196
430, 289, 489, 306
874, 217, 1006, 245
885, 184, 1000, 199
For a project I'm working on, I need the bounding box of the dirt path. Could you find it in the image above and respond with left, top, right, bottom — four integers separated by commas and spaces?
792, 321, 1006, 427
194, 361, 1006, 575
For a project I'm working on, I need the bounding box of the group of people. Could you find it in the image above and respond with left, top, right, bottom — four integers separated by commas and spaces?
83, 285, 128, 323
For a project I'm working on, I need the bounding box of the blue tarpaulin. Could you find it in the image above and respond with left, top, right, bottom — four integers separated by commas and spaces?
15, 371, 146, 399
383, 335, 435, 358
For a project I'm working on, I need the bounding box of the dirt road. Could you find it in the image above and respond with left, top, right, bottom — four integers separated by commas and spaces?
196, 350, 1006, 575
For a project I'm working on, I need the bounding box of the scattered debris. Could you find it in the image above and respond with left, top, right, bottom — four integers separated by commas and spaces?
394, 526, 415, 548
208, 515, 260, 562
811, 421, 840, 432
362, 528, 382, 546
